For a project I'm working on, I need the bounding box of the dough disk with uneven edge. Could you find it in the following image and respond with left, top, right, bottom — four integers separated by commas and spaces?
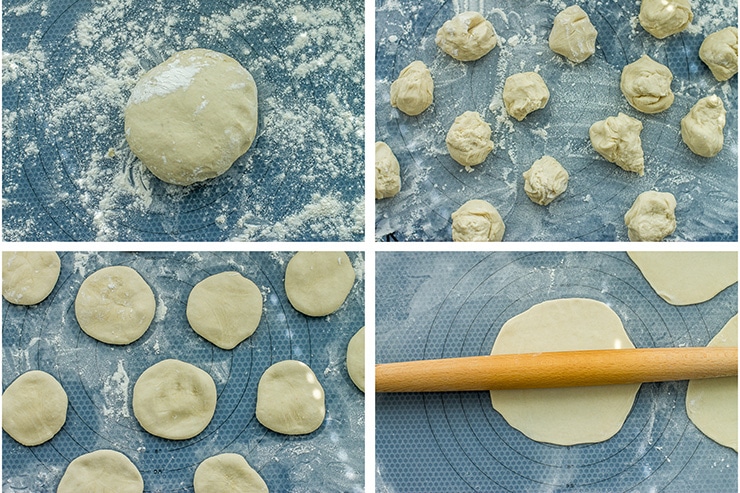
284, 252, 355, 317
347, 326, 365, 392
2, 370, 68, 446
489, 298, 640, 445
2, 251, 61, 305
194, 453, 269, 493
57, 449, 143, 493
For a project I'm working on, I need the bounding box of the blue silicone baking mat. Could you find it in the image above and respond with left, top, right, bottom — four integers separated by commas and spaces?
375, 0, 738, 241
2, 0, 364, 241
376, 251, 737, 492
3, 251, 365, 492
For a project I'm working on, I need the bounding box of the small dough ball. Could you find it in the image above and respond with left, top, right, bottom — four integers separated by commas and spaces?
445, 111, 494, 166
187, 271, 263, 350
57, 450, 143, 493
256, 360, 325, 435
194, 453, 269, 493
503, 72, 550, 121
132, 359, 217, 440
522, 155, 569, 205
2, 370, 67, 446
346, 326, 365, 392
639, 0, 692, 39
620, 55, 674, 114
451, 199, 505, 242
2, 251, 61, 305
548, 5, 597, 63
284, 252, 355, 317
375, 142, 401, 199
624, 191, 677, 242
699, 27, 738, 81
435, 11, 497, 61
681, 95, 726, 157
124, 49, 258, 186
75, 266, 156, 345
589, 112, 645, 175
390, 60, 434, 116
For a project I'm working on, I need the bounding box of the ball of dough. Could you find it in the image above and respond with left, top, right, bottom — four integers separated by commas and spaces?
75, 266, 156, 345
435, 11, 497, 61
589, 112, 645, 175
124, 48, 258, 186
522, 155, 569, 205
639, 0, 692, 39
57, 450, 143, 493
390, 60, 434, 116
548, 5, 597, 63
2, 251, 60, 305
187, 271, 263, 350
445, 111, 494, 166
624, 190, 677, 242
132, 359, 217, 440
194, 453, 269, 493
346, 326, 365, 392
451, 199, 505, 242
620, 55, 674, 114
2, 370, 67, 446
375, 141, 401, 199
256, 360, 325, 435
699, 27, 738, 81
284, 252, 355, 317
503, 72, 550, 121
681, 95, 726, 158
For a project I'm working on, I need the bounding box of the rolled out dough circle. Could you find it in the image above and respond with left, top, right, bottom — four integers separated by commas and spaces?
686, 314, 738, 451
2, 251, 61, 305
132, 359, 217, 440
2, 370, 68, 446
75, 265, 156, 345
346, 326, 365, 392
284, 252, 355, 317
194, 453, 269, 493
489, 298, 641, 445
57, 449, 144, 493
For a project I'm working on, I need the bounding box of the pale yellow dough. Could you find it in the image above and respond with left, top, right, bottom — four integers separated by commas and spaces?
548, 5, 597, 63
589, 112, 645, 176
624, 191, 676, 242
451, 199, 505, 242
347, 326, 365, 392
390, 61, 434, 116
503, 72, 550, 121
375, 141, 401, 199
194, 453, 269, 493
639, 0, 692, 39
680, 95, 726, 158
57, 450, 144, 493
284, 252, 355, 317
2, 370, 67, 446
620, 55, 674, 114
522, 155, 569, 205
445, 111, 494, 167
699, 27, 738, 81
435, 12, 497, 61
2, 251, 61, 305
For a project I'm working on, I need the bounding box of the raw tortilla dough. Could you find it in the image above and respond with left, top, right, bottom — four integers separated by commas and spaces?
2, 251, 61, 305
627, 251, 737, 306
132, 359, 217, 440
699, 27, 738, 81
346, 326, 365, 392
57, 449, 144, 493
445, 111, 494, 167
686, 314, 738, 451
624, 190, 676, 242
435, 12, 497, 62
284, 252, 355, 317
256, 360, 325, 435
2, 370, 67, 446
187, 271, 263, 350
548, 5, 597, 64
194, 453, 269, 493
620, 55, 674, 114
639, 0, 692, 39
502, 72, 550, 121
375, 141, 401, 199
589, 112, 645, 176
125, 48, 258, 186
75, 265, 156, 345
522, 155, 569, 205
680, 95, 726, 157
451, 199, 505, 242
390, 60, 434, 116
490, 298, 640, 445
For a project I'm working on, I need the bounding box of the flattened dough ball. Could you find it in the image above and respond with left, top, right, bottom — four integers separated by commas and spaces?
375, 141, 401, 199
624, 191, 676, 242
435, 11, 497, 61
390, 60, 434, 116
445, 111, 494, 167
256, 360, 325, 435
548, 5, 597, 63
187, 271, 263, 350
639, 0, 692, 39
346, 326, 365, 392
284, 252, 355, 317
522, 155, 569, 205
132, 359, 217, 440
75, 266, 156, 345
125, 48, 258, 186
503, 72, 550, 121
700, 27, 738, 81
2, 251, 60, 305
194, 453, 269, 493
57, 450, 144, 493
620, 55, 674, 114
451, 199, 505, 242
2, 370, 67, 446
589, 112, 645, 175
680, 95, 726, 157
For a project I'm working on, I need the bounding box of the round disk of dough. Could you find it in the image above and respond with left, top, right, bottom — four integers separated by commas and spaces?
57, 449, 144, 493
284, 252, 355, 317
2, 370, 68, 446
132, 359, 217, 440
194, 453, 269, 493
2, 251, 61, 305
75, 266, 156, 345
187, 271, 263, 350
256, 360, 325, 435
124, 48, 258, 186
489, 298, 641, 445
628, 251, 738, 306
686, 314, 737, 451
347, 326, 365, 392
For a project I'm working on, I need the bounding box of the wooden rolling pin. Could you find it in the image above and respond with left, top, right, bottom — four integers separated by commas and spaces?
375, 347, 738, 392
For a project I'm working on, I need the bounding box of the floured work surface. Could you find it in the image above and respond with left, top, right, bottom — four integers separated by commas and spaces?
375, 0, 737, 241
